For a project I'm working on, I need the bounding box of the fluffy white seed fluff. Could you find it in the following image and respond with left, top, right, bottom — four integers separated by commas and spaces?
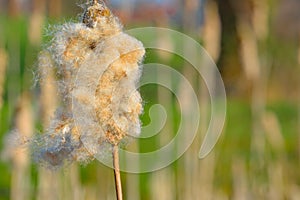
32, 0, 145, 168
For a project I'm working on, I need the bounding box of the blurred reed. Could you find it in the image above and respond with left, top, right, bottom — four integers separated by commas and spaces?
289, 185, 300, 200
7, 93, 33, 200
96, 164, 115, 200
83, 185, 97, 200
262, 112, 286, 199
6, 27, 21, 121
238, 13, 267, 199
295, 34, 300, 199
195, 1, 221, 199
298, 34, 300, 165
150, 67, 176, 200
125, 144, 140, 199
179, 0, 201, 199
150, 0, 223, 199
49, 0, 62, 18
145, 14, 176, 200
202, 0, 221, 62
267, 161, 285, 199
232, 158, 249, 200
61, 165, 84, 200
252, 0, 269, 41
0, 49, 7, 110
37, 51, 61, 200
28, 0, 46, 46
235, 0, 274, 198
262, 112, 285, 154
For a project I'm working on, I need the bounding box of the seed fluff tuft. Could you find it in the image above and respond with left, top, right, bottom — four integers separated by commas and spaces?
31, 0, 145, 168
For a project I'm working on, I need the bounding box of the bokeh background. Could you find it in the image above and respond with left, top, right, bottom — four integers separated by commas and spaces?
0, 0, 300, 199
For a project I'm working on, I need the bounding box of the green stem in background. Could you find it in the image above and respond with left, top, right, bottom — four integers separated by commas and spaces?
113, 145, 123, 200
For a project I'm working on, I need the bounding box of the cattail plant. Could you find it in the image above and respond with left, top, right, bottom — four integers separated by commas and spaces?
32, 0, 145, 199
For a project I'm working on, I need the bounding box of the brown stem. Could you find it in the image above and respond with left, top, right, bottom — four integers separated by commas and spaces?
113, 145, 123, 200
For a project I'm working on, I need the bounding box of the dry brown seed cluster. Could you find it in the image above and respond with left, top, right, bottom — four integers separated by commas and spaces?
32, 0, 145, 168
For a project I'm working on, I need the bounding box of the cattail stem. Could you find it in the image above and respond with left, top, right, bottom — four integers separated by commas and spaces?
113, 145, 123, 200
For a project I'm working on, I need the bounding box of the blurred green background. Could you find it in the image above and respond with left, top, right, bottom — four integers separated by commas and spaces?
0, 0, 300, 199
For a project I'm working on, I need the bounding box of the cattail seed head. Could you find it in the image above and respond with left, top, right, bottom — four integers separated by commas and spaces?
31, 0, 145, 168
